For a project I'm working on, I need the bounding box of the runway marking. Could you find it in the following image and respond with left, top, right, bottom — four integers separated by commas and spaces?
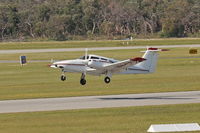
0, 91, 200, 114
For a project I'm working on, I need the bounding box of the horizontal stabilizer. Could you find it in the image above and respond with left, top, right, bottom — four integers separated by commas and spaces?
141, 47, 170, 52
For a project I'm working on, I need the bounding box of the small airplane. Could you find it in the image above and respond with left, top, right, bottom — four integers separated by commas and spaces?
49, 48, 166, 85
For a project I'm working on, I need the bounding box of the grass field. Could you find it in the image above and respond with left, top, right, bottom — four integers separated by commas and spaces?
0, 103, 200, 133
1, 41, 200, 133
0, 48, 200, 100
0, 38, 200, 50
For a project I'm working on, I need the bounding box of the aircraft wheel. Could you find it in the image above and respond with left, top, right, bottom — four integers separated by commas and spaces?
61, 75, 66, 81
104, 77, 111, 83
80, 79, 86, 85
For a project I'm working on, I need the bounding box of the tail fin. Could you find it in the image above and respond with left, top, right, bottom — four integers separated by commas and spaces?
134, 48, 160, 73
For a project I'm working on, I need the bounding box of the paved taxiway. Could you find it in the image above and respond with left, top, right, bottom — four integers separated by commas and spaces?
0, 91, 200, 114
0, 44, 200, 54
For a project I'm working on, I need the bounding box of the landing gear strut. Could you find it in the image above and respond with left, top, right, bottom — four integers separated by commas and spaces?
104, 76, 111, 83
80, 73, 86, 85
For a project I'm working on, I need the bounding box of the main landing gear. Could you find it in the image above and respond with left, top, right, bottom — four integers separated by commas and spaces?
80, 73, 86, 85
104, 76, 111, 84
60, 72, 111, 85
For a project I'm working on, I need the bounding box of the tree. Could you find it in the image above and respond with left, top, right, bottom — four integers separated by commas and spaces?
161, 0, 191, 37
46, 15, 69, 40
0, 0, 199, 40
81, 0, 101, 35
0, 5, 9, 39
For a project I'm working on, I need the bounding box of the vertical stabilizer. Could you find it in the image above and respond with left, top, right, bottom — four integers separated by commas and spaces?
134, 48, 159, 73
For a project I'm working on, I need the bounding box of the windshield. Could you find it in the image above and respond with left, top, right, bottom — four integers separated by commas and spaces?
91, 56, 99, 59
79, 56, 89, 59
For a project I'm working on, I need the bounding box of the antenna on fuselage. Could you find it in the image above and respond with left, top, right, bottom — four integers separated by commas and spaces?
85, 48, 88, 60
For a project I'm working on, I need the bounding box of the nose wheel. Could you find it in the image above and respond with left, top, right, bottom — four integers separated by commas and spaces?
104, 76, 111, 83
61, 75, 66, 81
60, 70, 66, 81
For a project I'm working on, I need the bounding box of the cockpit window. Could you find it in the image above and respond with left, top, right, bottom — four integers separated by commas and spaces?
101, 58, 107, 61
91, 56, 99, 59
108, 60, 115, 63
79, 56, 89, 59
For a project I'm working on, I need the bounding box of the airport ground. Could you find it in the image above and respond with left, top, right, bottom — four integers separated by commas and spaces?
0, 47, 200, 100
0, 104, 200, 133
0, 39, 200, 133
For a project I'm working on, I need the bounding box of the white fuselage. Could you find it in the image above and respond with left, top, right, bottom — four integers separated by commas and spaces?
51, 55, 118, 75
50, 52, 154, 76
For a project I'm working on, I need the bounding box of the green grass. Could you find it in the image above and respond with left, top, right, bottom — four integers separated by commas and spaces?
0, 48, 200, 100
0, 47, 199, 133
0, 38, 200, 50
0, 103, 200, 133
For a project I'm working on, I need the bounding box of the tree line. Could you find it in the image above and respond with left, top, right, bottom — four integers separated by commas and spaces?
0, 0, 200, 41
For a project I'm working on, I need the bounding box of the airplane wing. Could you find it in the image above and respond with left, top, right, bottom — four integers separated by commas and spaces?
102, 57, 146, 73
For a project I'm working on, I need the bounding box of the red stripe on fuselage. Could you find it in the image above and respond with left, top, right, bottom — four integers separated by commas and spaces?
128, 68, 149, 72
56, 63, 85, 66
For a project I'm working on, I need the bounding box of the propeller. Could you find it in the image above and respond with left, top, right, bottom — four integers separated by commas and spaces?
50, 58, 54, 63
47, 58, 55, 67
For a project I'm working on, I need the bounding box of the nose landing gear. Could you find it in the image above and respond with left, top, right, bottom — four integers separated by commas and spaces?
60, 70, 66, 81
61, 74, 66, 81
104, 76, 111, 83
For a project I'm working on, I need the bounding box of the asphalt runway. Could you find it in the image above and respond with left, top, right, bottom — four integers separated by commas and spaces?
0, 44, 200, 54
0, 91, 200, 114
